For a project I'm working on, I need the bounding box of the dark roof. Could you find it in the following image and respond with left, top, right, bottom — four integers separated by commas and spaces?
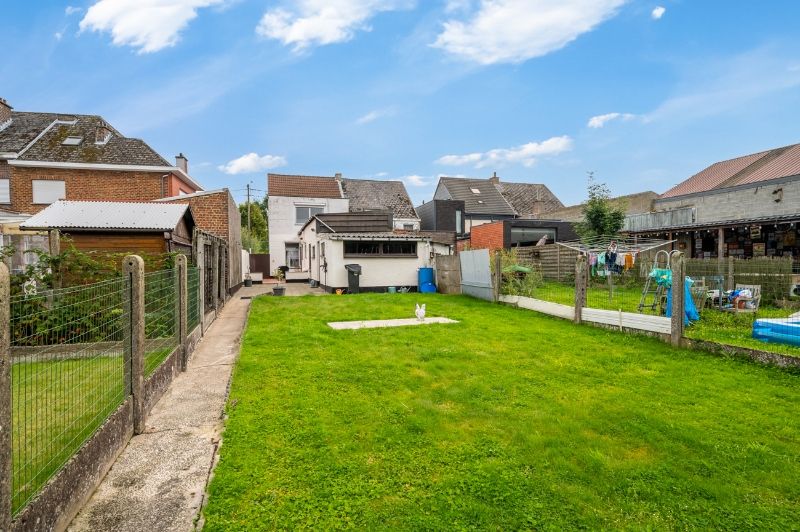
309, 211, 393, 233
661, 142, 800, 199
496, 182, 564, 216
438, 177, 516, 215
0, 111, 170, 166
268, 173, 343, 199
341, 178, 418, 219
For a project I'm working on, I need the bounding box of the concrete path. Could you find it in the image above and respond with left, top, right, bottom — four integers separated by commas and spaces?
68, 285, 271, 532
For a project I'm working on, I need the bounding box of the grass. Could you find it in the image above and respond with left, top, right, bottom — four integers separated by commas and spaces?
203, 293, 800, 530
10, 345, 177, 515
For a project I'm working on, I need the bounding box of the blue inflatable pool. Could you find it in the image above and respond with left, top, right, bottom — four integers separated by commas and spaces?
752, 318, 800, 347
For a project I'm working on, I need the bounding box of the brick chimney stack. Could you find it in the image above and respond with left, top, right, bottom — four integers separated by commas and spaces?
0, 98, 12, 124
175, 153, 188, 174
489, 171, 499, 184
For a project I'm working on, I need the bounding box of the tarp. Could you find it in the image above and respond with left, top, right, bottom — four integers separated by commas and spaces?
665, 277, 700, 324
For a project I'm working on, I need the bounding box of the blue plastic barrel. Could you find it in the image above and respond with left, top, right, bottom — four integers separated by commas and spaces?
418, 267, 436, 293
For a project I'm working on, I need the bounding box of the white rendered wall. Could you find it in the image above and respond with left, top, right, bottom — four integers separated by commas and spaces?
268, 195, 349, 272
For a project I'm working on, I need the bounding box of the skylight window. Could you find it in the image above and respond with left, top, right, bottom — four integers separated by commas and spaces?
62, 136, 83, 146
470, 188, 481, 194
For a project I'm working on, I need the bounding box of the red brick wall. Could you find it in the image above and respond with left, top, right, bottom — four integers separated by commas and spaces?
8, 166, 198, 214
469, 221, 506, 251
160, 191, 231, 239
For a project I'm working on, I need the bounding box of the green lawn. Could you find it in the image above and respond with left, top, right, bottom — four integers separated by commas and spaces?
203, 293, 800, 530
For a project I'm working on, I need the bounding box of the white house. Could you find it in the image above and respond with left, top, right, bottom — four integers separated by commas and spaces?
298, 212, 452, 292
267, 172, 422, 279
268, 173, 349, 278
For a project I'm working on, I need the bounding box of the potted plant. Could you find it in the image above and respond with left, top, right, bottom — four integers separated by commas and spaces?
244, 272, 253, 287
272, 268, 286, 296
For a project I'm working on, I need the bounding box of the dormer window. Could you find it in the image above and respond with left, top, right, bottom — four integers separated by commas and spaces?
62, 136, 83, 146
470, 188, 481, 194
95, 126, 113, 145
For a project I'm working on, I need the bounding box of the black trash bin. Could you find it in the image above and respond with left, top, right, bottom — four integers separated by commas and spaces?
344, 264, 362, 294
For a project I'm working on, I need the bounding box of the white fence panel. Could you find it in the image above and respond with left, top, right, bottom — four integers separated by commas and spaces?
460, 249, 493, 301
581, 308, 671, 334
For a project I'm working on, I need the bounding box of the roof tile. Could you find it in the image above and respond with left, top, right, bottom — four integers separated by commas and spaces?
267, 173, 343, 199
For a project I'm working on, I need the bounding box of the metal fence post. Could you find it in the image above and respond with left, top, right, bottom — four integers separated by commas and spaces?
0, 264, 11, 530
212, 241, 220, 313
727, 255, 734, 291
196, 233, 206, 335
123, 256, 146, 435
493, 251, 501, 302
574, 254, 587, 324
670, 251, 685, 347
176, 255, 188, 371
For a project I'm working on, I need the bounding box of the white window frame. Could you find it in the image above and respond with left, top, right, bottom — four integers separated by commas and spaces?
0, 179, 9, 203
32, 180, 66, 204
295, 204, 325, 225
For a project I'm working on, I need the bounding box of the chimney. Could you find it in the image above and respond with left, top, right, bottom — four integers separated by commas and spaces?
175, 153, 188, 174
489, 171, 499, 184
0, 98, 13, 124
334, 172, 342, 181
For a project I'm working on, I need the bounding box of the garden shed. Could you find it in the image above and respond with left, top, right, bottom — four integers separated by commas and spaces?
20, 200, 195, 256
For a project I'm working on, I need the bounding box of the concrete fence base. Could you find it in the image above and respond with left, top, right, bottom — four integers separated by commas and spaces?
2, 255, 227, 530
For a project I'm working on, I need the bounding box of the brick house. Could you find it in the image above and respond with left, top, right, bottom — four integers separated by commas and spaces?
156, 189, 243, 292
465, 219, 579, 252
0, 97, 203, 269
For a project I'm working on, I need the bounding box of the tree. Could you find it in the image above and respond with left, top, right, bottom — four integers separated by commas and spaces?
239, 201, 268, 253
575, 174, 626, 240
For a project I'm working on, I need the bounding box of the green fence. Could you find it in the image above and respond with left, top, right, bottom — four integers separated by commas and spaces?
143, 270, 179, 377
187, 267, 200, 332
10, 278, 129, 515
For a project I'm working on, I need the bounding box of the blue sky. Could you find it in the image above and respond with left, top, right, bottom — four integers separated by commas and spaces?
3, 1, 800, 207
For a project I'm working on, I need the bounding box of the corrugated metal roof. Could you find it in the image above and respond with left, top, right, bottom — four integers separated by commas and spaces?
20, 200, 190, 231
661, 142, 800, 198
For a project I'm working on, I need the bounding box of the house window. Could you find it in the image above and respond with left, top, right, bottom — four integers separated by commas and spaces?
285, 243, 300, 269
455, 210, 463, 233
344, 240, 417, 257
403, 224, 414, 231
61, 136, 83, 146
295, 205, 325, 224
0, 179, 9, 203
470, 188, 481, 194
32, 180, 65, 204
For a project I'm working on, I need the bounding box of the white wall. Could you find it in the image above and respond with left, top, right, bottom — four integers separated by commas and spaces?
394, 217, 421, 230
268, 195, 349, 272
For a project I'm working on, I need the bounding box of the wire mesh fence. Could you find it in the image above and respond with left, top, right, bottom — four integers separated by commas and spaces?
10, 278, 128, 515
498, 248, 575, 305
143, 270, 179, 377
187, 266, 200, 332
683, 257, 800, 356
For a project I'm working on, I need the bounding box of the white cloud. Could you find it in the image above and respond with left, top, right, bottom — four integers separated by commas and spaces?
435, 136, 573, 168
219, 152, 287, 174
257, 0, 413, 51
65, 6, 82, 15
651, 6, 666, 20
355, 107, 395, 125
54, 31, 64, 41
433, 0, 627, 65
79, 0, 225, 53
403, 174, 430, 186
587, 112, 636, 128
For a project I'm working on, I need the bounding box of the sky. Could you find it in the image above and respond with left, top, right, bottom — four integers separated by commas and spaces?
3, 1, 800, 207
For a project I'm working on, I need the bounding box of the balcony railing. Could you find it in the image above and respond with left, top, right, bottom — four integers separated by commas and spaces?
624, 207, 695, 232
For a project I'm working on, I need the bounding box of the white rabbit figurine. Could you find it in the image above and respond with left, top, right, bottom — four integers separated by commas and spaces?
415, 303, 426, 321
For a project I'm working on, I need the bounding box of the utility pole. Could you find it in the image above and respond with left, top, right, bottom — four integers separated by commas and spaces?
246, 182, 252, 253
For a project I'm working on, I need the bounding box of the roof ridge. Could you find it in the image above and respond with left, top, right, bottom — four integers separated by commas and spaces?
268, 172, 337, 180
715, 145, 794, 190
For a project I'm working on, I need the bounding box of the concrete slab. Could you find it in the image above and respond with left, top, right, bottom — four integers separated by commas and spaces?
68, 285, 263, 532
328, 317, 458, 330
